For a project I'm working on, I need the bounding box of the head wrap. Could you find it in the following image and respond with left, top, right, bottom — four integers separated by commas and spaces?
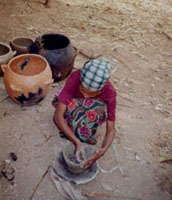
80, 59, 111, 91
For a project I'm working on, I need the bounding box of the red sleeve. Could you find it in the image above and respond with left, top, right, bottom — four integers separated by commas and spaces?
106, 91, 116, 121
57, 70, 80, 105
99, 82, 117, 121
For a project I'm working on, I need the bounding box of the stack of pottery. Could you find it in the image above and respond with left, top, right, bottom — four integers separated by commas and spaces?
10, 37, 34, 55
2, 54, 53, 106
29, 33, 77, 82
0, 33, 77, 105
0, 42, 16, 76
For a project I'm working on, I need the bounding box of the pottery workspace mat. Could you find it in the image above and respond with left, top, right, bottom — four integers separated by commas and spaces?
50, 144, 87, 200
50, 143, 121, 200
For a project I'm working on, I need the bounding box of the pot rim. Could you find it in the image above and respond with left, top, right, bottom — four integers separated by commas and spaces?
42, 33, 70, 40
41, 33, 71, 50
10, 37, 34, 49
11, 36, 34, 42
63, 143, 84, 168
5, 53, 50, 77
0, 42, 12, 57
63, 142, 95, 168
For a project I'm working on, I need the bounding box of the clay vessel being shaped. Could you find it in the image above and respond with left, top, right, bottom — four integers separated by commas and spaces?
2, 54, 53, 106
0, 42, 16, 76
63, 142, 96, 174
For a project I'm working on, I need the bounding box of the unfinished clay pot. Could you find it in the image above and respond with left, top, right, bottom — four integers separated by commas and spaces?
63, 142, 96, 174
10, 37, 34, 55
28, 33, 77, 82
52, 152, 99, 184
0, 42, 16, 76
2, 54, 53, 106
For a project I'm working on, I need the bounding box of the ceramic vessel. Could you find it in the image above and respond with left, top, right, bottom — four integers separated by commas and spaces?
2, 54, 53, 106
10, 37, 34, 55
0, 42, 16, 76
63, 142, 95, 174
28, 33, 77, 82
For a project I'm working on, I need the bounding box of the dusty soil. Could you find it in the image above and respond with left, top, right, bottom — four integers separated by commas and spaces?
0, 0, 172, 200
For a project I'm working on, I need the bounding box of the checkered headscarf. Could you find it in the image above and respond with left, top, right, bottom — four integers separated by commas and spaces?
80, 59, 111, 91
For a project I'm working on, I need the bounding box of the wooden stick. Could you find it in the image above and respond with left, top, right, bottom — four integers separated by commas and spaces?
84, 191, 150, 200
0, 96, 9, 103
73, 46, 102, 60
157, 23, 172, 41
160, 158, 172, 163
34, 135, 57, 147
79, 50, 102, 59
117, 103, 132, 108
161, 31, 172, 41
117, 93, 134, 103
29, 166, 50, 200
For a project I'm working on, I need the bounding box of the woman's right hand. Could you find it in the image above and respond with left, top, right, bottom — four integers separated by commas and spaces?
75, 142, 85, 162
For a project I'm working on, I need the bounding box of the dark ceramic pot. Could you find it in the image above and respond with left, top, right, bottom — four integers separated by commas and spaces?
28, 33, 77, 82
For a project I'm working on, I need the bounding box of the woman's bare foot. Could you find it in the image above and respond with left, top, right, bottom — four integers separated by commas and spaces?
44, 0, 51, 8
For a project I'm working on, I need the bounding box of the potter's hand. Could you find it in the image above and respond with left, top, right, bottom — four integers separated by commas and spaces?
83, 148, 105, 169
75, 142, 85, 163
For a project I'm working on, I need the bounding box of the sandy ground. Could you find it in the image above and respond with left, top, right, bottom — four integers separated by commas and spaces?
0, 0, 172, 200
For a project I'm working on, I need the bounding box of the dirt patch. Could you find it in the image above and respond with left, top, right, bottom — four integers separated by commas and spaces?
152, 131, 172, 195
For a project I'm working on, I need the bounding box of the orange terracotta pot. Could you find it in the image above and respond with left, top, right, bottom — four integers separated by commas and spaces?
2, 54, 53, 106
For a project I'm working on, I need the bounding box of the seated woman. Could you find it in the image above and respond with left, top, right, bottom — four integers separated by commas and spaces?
53, 59, 117, 169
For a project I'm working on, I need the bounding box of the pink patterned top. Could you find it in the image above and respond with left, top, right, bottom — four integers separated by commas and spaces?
58, 70, 117, 121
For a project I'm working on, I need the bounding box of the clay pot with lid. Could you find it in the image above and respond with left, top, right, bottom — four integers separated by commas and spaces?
0, 42, 16, 76
2, 54, 53, 106
10, 37, 34, 55
28, 33, 78, 82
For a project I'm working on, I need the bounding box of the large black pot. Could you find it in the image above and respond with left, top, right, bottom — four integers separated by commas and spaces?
29, 33, 77, 82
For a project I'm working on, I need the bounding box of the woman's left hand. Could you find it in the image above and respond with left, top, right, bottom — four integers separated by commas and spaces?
83, 148, 104, 169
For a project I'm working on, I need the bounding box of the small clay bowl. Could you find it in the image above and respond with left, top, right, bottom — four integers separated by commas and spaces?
0, 42, 16, 76
10, 37, 34, 55
62, 142, 96, 174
